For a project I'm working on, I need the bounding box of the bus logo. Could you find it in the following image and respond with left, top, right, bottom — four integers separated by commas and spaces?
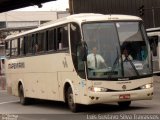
8, 62, 25, 69
122, 85, 127, 90
62, 57, 68, 68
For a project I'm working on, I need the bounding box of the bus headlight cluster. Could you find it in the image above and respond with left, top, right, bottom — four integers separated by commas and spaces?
89, 86, 108, 92
140, 83, 153, 89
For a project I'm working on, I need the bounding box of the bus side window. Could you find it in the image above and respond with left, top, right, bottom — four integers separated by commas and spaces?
25, 35, 33, 55
20, 37, 25, 56
17, 38, 20, 55
47, 29, 56, 51
5, 41, 10, 57
17, 37, 24, 56
38, 32, 45, 52
149, 36, 158, 57
57, 25, 69, 51
11, 39, 18, 57
30, 33, 39, 54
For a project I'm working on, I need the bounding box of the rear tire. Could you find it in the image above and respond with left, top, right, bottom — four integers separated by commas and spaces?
19, 85, 29, 105
118, 101, 131, 108
66, 86, 80, 112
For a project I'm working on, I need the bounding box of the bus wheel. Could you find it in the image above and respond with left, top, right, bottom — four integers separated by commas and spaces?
67, 86, 79, 112
19, 85, 28, 105
118, 101, 131, 108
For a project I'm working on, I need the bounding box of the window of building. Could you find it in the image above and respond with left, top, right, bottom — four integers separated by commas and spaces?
0, 22, 6, 28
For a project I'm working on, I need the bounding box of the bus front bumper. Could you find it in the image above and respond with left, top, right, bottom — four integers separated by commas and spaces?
81, 88, 153, 105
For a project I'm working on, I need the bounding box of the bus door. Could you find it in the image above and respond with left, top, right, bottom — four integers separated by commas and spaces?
148, 35, 160, 73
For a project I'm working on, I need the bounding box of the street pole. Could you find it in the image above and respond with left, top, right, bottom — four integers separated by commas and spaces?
4, 12, 8, 28
152, 7, 155, 28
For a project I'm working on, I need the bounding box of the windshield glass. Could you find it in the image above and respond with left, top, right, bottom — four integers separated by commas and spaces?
117, 22, 151, 77
82, 21, 152, 79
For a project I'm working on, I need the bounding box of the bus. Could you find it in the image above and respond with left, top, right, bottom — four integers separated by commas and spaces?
147, 27, 160, 75
5, 13, 153, 112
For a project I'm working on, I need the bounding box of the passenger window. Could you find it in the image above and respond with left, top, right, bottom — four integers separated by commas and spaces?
38, 32, 45, 52
17, 38, 20, 55
57, 25, 69, 51
48, 29, 56, 51
25, 35, 33, 55
20, 37, 24, 56
5, 41, 10, 57
31, 34, 39, 54
11, 39, 18, 57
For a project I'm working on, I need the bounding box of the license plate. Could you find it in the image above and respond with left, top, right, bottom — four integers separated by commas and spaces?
119, 94, 130, 99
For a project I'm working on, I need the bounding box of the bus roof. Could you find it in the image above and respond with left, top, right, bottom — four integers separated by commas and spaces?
147, 27, 160, 37
5, 13, 142, 41
146, 27, 160, 33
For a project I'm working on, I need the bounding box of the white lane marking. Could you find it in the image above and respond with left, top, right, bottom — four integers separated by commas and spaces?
0, 100, 19, 105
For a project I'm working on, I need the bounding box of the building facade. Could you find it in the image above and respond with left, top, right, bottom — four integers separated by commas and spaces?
0, 11, 69, 44
69, 0, 160, 28
0, 10, 69, 61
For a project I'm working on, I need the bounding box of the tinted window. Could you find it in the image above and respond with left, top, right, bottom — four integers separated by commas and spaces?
38, 32, 45, 52
70, 23, 85, 78
57, 25, 69, 50
19, 37, 24, 55
11, 39, 18, 57
25, 35, 33, 54
48, 29, 56, 51
5, 41, 10, 57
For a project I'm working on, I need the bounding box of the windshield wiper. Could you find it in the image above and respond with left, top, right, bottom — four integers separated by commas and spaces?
124, 56, 140, 76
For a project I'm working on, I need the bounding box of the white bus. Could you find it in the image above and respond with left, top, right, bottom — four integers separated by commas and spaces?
5, 13, 153, 112
147, 27, 160, 75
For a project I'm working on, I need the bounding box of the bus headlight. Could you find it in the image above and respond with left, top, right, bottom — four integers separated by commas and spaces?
89, 87, 108, 92
140, 83, 153, 89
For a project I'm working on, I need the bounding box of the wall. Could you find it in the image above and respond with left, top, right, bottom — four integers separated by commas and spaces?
70, 0, 160, 28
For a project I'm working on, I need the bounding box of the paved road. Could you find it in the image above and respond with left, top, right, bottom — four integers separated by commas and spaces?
0, 76, 160, 120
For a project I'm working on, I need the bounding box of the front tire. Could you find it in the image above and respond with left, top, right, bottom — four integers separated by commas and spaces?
118, 101, 131, 108
67, 86, 80, 112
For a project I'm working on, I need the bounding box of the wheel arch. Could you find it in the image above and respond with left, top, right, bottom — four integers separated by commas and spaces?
18, 80, 24, 96
63, 80, 74, 103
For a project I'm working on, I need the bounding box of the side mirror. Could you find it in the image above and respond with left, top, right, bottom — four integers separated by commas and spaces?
80, 41, 88, 61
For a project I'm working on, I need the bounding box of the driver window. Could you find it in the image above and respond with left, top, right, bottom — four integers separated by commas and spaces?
70, 23, 85, 78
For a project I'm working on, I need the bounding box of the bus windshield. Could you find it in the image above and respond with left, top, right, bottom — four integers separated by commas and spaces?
82, 21, 152, 79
